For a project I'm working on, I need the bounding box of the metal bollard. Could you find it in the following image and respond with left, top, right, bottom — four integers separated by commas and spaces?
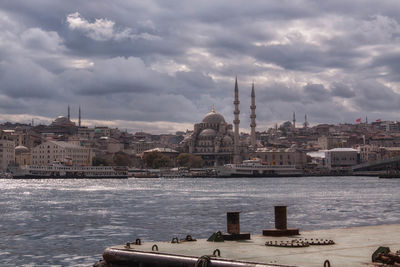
263, 206, 299, 236
227, 212, 240, 235
275, 206, 287, 230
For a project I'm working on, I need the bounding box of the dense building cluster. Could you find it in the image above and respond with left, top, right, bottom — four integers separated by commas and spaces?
2, 80, 400, 173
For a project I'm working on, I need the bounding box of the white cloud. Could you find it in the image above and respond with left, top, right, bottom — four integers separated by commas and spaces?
66, 12, 160, 41
67, 12, 118, 41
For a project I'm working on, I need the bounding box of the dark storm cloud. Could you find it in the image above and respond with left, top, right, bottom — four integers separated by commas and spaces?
331, 82, 355, 98
259, 84, 302, 103
2, 1, 400, 131
353, 80, 400, 111
303, 83, 330, 102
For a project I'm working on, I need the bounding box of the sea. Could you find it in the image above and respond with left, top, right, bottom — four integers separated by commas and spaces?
1, 176, 399, 266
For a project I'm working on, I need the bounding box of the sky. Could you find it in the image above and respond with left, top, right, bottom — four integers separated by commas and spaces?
1, 1, 400, 134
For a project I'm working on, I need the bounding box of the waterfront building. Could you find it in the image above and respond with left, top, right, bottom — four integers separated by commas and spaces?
357, 144, 379, 163
31, 140, 92, 166
307, 150, 327, 169
15, 145, 30, 166
0, 133, 15, 171
251, 148, 307, 169
325, 148, 358, 169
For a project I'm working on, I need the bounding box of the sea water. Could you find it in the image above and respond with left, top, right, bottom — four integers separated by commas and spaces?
1, 176, 399, 266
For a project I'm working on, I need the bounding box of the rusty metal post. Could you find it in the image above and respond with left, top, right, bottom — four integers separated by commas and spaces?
275, 206, 287, 230
263, 206, 299, 236
222, 211, 250, 240
227, 212, 240, 234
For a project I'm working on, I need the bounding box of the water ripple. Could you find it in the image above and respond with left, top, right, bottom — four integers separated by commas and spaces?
0, 176, 399, 266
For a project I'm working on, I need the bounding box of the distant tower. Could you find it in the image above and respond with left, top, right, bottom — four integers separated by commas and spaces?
292, 112, 296, 129
250, 82, 257, 148
365, 116, 368, 124
303, 114, 309, 128
67, 105, 70, 121
233, 77, 241, 164
78, 106, 81, 127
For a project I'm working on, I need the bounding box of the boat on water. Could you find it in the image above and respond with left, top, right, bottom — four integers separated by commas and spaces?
127, 168, 159, 178
10, 161, 128, 179
379, 174, 400, 179
216, 158, 303, 177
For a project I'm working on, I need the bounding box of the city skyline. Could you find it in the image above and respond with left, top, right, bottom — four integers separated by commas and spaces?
1, 1, 400, 133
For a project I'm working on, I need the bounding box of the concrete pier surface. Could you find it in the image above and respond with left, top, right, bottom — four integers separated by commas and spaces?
103, 224, 400, 267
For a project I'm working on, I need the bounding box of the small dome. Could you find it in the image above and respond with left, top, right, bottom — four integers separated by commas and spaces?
199, 128, 217, 137
15, 145, 29, 154
202, 110, 226, 124
222, 135, 232, 144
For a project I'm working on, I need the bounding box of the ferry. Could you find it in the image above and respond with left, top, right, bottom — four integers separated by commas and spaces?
216, 158, 303, 177
10, 161, 128, 179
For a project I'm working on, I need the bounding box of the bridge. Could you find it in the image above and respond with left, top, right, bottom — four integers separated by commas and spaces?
352, 155, 400, 171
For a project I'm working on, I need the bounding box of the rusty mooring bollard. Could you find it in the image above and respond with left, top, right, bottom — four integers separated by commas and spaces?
227, 212, 240, 234
222, 211, 250, 240
275, 206, 287, 230
263, 206, 299, 237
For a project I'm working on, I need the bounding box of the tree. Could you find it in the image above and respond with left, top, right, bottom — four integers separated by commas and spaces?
113, 152, 132, 166
176, 153, 204, 168
92, 156, 108, 166
143, 151, 172, 169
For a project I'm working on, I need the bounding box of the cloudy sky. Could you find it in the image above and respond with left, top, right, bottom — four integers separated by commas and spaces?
1, 1, 400, 133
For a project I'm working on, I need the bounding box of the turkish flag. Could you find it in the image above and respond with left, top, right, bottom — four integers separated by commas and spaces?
356, 118, 361, 122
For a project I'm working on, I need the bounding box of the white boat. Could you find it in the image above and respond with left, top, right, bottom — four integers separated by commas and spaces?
216, 158, 303, 177
10, 161, 128, 179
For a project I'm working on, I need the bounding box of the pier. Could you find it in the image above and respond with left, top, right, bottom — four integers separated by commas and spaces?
95, 207, 400, 266
96, 224, 400, 266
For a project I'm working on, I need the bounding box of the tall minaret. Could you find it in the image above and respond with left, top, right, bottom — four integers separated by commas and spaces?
67, 105, 70, 121
78, 106, 81, 127
292, 112, 296, 129
233, 77, 241, 164
304, 114, 309, 128
250, 82, 256, 148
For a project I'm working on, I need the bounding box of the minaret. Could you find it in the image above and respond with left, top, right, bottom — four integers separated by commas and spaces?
233, 77, 241, 164
292, 112, 296, 129
250, 82, 256, 148
78, 106, 81, 127
304, 114, 309, 128
365, 116, 368, 124
67, 105, 70, 121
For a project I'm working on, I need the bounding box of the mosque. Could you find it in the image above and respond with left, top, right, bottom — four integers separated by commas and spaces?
51, 106, 82, 127
180, 78, 257, 166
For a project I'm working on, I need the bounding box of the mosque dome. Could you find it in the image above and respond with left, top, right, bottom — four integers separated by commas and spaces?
202, 109, 226, 124
199, 128, 217, 137
52, 116, 75, 126
222, 135, 233, 144
15, 145, 29, 154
